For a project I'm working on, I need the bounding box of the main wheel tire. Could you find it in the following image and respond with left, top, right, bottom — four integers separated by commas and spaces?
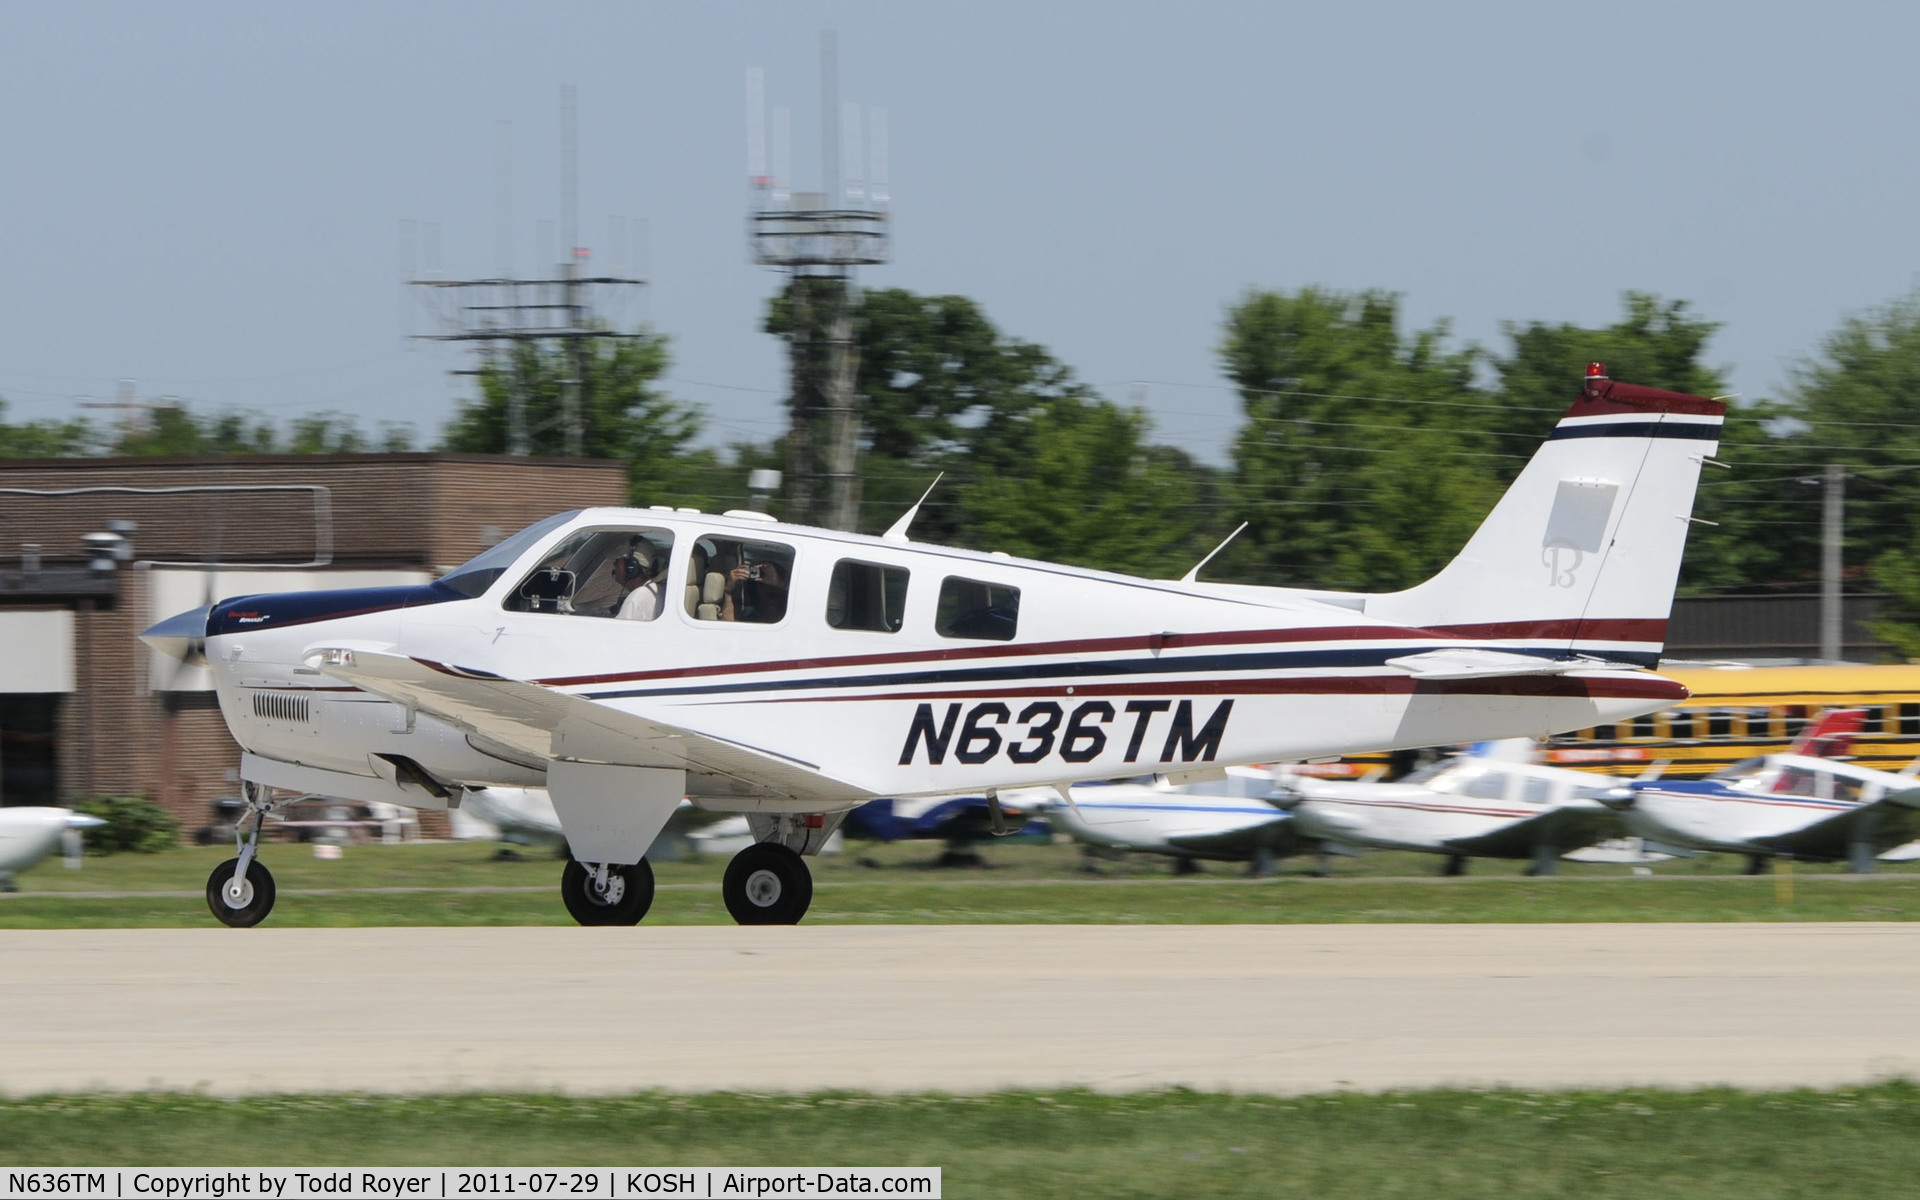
206, 857, 276, 928
722, 842, 813, 925
561, 859, 654, 926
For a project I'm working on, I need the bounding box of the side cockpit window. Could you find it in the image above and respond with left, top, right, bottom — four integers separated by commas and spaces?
687, 535, 795, 624
827, 559, 908, 633
505, 527, 673, 621
936, 576, 1019, 641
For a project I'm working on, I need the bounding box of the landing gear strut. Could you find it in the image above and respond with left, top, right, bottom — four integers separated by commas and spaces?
723, 842, 813, 925
560, 859, 655, 925
207, 782, 277, 928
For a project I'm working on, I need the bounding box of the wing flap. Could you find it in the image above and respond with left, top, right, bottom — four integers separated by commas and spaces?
1165, 816, 1308, 858
306, 647, 871, 804
1440, 806, 1623, 859
1754, 788, 1920, 861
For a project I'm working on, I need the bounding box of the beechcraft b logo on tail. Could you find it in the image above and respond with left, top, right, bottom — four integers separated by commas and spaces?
899, 698, 1233, 766
1542, 539, 1583, 588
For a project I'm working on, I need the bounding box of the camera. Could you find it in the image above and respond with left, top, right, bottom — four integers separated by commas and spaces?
746, 565, 764, 581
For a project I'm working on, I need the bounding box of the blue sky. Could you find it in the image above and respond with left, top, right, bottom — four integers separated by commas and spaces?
3, 1, 1916, 464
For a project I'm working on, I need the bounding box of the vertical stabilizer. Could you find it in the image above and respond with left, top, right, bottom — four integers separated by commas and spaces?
1366, 366, 1725, 666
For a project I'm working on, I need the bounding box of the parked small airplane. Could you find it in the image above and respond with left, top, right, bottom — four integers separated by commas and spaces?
1281, 742, 1630, 875
0, 807, 106, 890
1613, 709, 1920, 873
1029, 768, 1311, 874
842, 792, 1047, 852
142, 365, 1723, 926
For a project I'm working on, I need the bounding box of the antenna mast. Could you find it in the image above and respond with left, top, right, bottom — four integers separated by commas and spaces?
748, 33, 890, 531
408, 87, 648, 457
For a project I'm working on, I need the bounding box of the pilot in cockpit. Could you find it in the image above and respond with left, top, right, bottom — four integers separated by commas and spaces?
610, 537, 665, 621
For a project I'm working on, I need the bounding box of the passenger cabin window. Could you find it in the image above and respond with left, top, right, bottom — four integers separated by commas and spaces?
504, 527, 674, 621
1708, 711, 1732, 740
1631, 714, 1655, 740
1863, 706, 1885, 735
1902, 704, 1920, 737
826, 560, 908, 633
1520, 776, 1554, 805
1668, 712, 1695, 741
1461, 770, 1510, 801
686, 535, 795, 624
1592, 724, 1617, 743
1745, 708, 1774, 740
936, 576, 1020, 641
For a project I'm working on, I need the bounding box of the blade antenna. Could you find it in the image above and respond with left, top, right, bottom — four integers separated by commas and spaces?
1180, 521, 1248, 583
882, 473, 943, 543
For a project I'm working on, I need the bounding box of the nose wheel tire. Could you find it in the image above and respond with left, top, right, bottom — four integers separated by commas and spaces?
206, 858, 276, 928
722, 842, 813, 925
561, 859, 655, 926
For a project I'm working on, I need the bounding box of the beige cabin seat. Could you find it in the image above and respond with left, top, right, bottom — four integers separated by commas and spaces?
698, 571, 726, 621
685, 546, 708, 617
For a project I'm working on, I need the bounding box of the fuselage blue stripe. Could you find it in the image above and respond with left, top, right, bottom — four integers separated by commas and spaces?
579, 644, 1662, 701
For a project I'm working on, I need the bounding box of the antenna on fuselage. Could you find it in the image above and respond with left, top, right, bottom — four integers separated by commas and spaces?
1179, 521, 1249, 583
881, 473, 944, 543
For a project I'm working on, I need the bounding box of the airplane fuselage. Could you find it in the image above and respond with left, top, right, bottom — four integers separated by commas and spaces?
202, 508, 1686, 814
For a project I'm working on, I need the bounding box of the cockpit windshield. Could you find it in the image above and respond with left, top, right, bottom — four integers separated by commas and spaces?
436, 511, 581, 598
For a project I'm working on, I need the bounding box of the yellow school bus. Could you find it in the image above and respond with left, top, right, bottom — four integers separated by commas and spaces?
1539, 664, 1920, 778
1288, 664, 1920, 781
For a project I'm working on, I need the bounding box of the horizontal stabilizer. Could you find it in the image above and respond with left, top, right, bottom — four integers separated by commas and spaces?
1385, 648, 1599, 680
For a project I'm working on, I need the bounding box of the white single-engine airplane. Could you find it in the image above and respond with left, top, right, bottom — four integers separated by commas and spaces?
1614, 709, 1920, 873
1282, 742, 1632, 876
1030, 768, 1313, 874
143, 365, 1723, 926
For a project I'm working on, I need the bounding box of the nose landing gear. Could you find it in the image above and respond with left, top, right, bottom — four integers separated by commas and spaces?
207, 783, 277, 928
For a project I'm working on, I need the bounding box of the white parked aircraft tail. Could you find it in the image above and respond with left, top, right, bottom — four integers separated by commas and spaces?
1365, 364, 1724, 667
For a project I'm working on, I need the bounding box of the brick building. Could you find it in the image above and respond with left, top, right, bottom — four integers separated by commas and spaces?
0, 454, 626, 835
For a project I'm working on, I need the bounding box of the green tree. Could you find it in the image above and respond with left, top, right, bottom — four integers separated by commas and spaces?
799, 288, 1217, 570
1782, 289, 1920, 653
0, 399, 94, 458
1219, 287, 1495, 590
444, 331, 709, 507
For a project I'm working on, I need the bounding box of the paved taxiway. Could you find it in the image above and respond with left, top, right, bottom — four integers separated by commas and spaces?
6, 924, 1918, 1095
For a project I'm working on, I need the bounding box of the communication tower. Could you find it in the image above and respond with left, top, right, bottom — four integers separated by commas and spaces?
410, 86, 648, 457
748, 33, 890, 531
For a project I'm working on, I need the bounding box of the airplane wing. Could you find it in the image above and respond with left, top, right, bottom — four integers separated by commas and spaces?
1164, 815, 1311, 859
1384, 649, 1627, 680
1439, 805, 1625, 859
1751, 788, 1920, 861
307, 647, 874, 805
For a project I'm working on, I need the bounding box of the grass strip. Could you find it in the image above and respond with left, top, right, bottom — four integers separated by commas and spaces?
7, 842, 1920, 928
4, 1085, 1919, 1198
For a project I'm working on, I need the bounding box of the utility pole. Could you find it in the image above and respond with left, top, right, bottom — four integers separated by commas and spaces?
1821, 462, 1845, 663
747, 36, 889, 530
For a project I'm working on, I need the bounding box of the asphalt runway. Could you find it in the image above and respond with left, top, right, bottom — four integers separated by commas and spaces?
5, 924, 1918, 1096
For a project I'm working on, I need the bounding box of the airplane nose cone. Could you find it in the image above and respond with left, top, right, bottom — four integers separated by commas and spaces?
139, 605, 213, 664
63, 812, 108, 830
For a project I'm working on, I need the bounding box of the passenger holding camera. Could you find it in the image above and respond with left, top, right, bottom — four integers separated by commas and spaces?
724, 558, 788, 623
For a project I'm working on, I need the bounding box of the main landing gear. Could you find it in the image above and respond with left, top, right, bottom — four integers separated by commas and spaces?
560, 859, 655, 925
721, 842, 813, 925
207, 782, 277, 928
